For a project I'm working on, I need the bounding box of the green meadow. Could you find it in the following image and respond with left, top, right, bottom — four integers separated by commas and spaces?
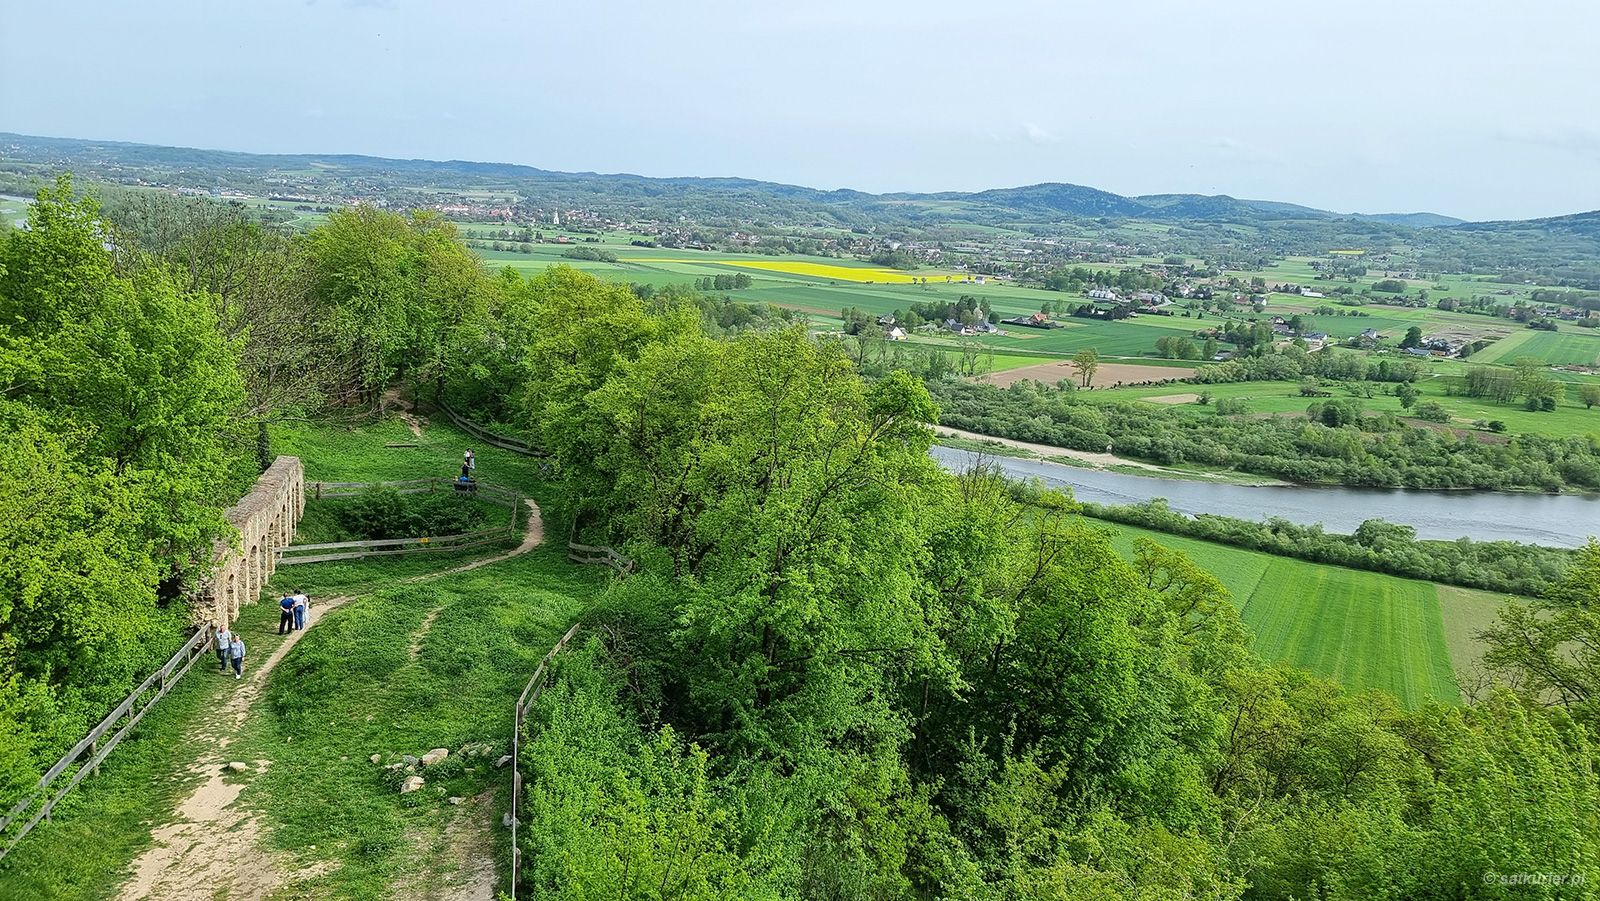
1097, 520, 1504, 707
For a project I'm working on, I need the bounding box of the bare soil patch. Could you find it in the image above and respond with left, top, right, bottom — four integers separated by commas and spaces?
1143, 393, 1200, 405
937, 426, 1168, 472
977, 360, 1195, 388
392, 789, 499, 901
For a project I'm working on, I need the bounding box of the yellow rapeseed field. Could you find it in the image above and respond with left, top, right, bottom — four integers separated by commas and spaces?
630, 258, 958, 284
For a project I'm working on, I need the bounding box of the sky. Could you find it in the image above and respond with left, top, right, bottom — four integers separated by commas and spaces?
2, 0, 1598, 221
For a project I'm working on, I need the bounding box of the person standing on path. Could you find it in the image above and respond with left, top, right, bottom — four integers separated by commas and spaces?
214, 625, 234, 672
228, 634, 245, 679
292, 589, 309, 630
278, 593, 295, 634
464, 449, 475, 473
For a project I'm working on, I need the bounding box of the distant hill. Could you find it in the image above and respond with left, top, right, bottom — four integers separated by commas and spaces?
0, 131, 1574, 231
1348, 212, 1466, 228
1454, 209, 1600, 239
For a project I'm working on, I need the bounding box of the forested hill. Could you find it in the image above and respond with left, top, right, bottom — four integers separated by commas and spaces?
0, 131, 1486, 227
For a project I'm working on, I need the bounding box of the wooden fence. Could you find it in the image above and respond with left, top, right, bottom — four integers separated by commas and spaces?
436, 402, 546, 457
509, 621, 584, 899
307, 477, 520, 508
0, 625, 215, 863
277, 526, 519, 566
504, 540, 632, 893
565, 541, 635, 578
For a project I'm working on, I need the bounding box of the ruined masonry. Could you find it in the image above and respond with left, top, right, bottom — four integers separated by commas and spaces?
202, 455, 305, 627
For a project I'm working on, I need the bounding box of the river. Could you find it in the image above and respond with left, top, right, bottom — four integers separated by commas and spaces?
929, 445, 1600, 547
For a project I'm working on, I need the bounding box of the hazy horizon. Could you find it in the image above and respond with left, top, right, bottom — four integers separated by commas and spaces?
4, 0, 1597, 222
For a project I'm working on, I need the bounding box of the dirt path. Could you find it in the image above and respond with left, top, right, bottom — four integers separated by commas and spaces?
116, 596, 352, 901
391, 789, 499, 901
408, 499, 543, 660
117, 500, 545, 901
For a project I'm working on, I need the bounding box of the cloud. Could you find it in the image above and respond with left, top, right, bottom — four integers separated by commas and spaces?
1492, 126, 1600, 161
1022, 123, 1058, 145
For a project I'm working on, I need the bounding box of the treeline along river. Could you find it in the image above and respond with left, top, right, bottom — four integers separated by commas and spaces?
930, 445, 1600, 547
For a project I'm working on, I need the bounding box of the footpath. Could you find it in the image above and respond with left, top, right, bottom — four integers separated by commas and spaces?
115, 500, 543, 901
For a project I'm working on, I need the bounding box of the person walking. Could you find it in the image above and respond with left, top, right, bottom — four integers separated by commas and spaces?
214, 625, 234, 672
278, 593, 295, 634
229, 634, 246, 679
292, 589, 309, 631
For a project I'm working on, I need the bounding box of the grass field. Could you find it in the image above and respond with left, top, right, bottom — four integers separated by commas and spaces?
1079, 364, 1600, 439
1435, 585, 1509, 684
1470, 328, 1600, 367
1096, 520, 1477, 706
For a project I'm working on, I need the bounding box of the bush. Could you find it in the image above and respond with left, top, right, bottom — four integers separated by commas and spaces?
1214, 397, 1249, 415
1412, 401, 1451, 423
561, 245, 618, 263
337, 485, 491, 539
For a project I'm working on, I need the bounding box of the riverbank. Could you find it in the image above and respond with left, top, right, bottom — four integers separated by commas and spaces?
934, 427, 1292, 486
929, 446, 1600, 547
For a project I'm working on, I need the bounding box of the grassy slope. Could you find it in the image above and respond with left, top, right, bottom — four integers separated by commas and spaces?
1096, 519, 1465, 706
0, 415, 600, 900
1435, 585, 1511, 684
235, 548, 602, 899
0, 580, 306, 900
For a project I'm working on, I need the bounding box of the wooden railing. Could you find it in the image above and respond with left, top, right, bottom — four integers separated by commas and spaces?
307, 478, 520, 508
277, 525, 518, 566
509, 621, 584, 899
565, 541, 634, 577
0, 625, 215, 862
436, 402, 546, 457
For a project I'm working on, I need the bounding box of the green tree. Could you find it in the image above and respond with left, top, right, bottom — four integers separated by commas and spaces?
1395, 383, 1420, 409
1583, 384, 1600, 409
1072, 348, 1100, 387
0, 177, 246, 798
1399, 326, 1423, 349
1481, 538, 1600, 725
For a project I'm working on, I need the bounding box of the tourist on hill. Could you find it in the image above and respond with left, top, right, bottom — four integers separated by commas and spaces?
229, 634, 245, 680
292, 589, 309, 630
464, 449, 475, 472
214, 625, 234, 672
278, 593, 295, 634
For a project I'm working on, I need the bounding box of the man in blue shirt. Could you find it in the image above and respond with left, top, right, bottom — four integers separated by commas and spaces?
278, 594, 295, 634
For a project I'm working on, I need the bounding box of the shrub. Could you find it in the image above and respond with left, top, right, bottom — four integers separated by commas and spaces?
337, 486, 491, 539
1215, 397, 1250, 415
1412, 401, 1451, 423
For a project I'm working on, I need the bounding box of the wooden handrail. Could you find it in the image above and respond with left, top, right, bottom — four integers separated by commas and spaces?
283, 527, 511, 553
510, 620, 584, 899
436, 402, 547, 457
0, 625, 213, 860
565, 541, 634, 577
